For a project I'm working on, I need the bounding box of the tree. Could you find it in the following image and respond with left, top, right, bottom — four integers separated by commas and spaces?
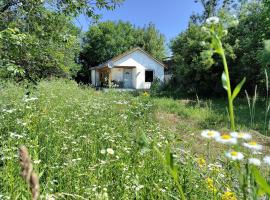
170, 0, 270, 97
191, 0, 239, 24
77, 21, 165, 83
0, 0, 123, 81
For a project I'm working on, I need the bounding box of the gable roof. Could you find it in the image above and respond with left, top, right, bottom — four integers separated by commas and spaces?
92, 47, 166, 69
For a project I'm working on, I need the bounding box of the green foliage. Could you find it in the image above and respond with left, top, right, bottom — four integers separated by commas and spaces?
0, 0, 123, 19
78, 21, 165, 83
0, 0, 123, 81
0, 79, 209, 199
171, 23, 230, 96
170, 0, 270, 97
252, 167, 270, 196
0, 15, 81, 80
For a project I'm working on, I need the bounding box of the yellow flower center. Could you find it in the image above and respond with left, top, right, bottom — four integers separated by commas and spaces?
248, 141, 257, 146
221, 134, 232, 140
207, 131, 214, 136
230, 151, 238, 156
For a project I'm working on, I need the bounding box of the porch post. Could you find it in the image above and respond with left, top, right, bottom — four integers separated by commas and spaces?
109, 69, 112, 87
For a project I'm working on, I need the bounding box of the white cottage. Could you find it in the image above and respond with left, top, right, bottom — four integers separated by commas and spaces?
90, 47, 165, 89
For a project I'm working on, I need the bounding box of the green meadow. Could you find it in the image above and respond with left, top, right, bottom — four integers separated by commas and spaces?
1, 79, 270, 199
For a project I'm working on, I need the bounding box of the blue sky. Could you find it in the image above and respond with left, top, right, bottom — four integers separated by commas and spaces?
75, 0, 203, 42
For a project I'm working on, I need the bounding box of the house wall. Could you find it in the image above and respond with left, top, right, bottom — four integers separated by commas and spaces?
113, 50, 164, 89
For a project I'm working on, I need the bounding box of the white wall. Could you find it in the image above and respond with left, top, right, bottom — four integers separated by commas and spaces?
113, 50, 164, 89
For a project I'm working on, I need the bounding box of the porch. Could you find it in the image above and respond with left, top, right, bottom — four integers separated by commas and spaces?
91, 66, 136, 89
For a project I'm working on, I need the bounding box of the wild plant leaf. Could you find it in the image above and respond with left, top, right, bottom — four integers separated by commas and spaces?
221, 71, 228, 90
252, 167, 270, 195
165, 146, 174, 169
232, 77, 246, 101
257, 188, 266, 196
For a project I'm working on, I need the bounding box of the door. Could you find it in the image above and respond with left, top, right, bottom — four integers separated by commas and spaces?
123, 69, 133, 88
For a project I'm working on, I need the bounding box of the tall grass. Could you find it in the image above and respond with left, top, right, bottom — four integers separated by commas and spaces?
0, 79, 218, 199
245, 86, 258, 128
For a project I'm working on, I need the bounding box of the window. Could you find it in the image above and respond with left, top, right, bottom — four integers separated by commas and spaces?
145, 70, 154, 82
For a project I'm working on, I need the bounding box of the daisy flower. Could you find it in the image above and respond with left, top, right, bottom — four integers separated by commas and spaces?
230, 132, 252, 140
201, 130, 220, 139
206, 16, 220, 25
263, 156, 270, 165
100, 149, 106, 154
248, 158, 261, 166
225, 151, 244, 161
106, 148, 114, 155
243, 141, 263, 151
216, 134, 237, 145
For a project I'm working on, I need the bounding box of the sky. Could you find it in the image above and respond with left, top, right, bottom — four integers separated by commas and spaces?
75, 0, 203, 42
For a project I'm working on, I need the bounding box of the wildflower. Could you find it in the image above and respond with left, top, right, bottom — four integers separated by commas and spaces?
206, 16, 220, 25
221, 191, 237, 200
243, 141, 263, 151
106, 148, 114, 155
100, 149, 106, 154
197, 157, 206, 168
10, 132, 24, 139
206, 177, 217, 193
200, 41, 206, 46
248, 158, 261, 166
33, 160, 41, 164
216, 134, 237, 145
208, 163, 222, 172
230, 132, 252, 140
201, 130, 220, 139
143, 91, 149, 97
225, 151, 244, 161
263, 156, 270, 165
23, 97, 38, 102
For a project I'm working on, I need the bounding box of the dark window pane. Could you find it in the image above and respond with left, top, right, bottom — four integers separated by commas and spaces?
145, 70, 153, 82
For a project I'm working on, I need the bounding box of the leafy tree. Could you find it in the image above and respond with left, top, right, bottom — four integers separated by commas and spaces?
78, 21, 165, 83
227, 0, 270, 92
0, 0, 123, 18
0, 10, 81, 80
170, 0, 270, 97
0, 0, 123, 81
191, 0, 239, 24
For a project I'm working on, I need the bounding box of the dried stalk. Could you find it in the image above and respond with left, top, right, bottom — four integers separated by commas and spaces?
19, 146, 40, 200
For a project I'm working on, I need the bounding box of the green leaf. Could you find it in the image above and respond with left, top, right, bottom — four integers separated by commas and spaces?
232, 77, 246, 101
265, 40, 270, 53
221, 71, 228, 90
252, 167, 270, 195
165, 146, 174, 169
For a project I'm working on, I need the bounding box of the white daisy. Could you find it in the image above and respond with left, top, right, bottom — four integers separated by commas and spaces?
263, 156, 270, 165
248, 158, 261, 166
230, 132, 252, 140
243, 141, 263, 151
201, 130, 220, 139
216, 134, 237, 145
225, 151, 244, 161
106, 148, 114, 155
206, 16, 220, 25
100, 149, 106, 154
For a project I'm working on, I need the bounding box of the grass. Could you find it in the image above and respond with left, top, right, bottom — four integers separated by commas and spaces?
1, 79, 270, 199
